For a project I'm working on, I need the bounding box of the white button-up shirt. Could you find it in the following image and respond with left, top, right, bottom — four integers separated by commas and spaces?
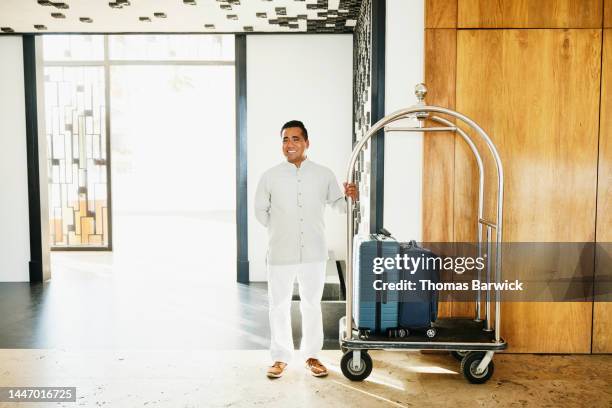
255, 159, 346, 265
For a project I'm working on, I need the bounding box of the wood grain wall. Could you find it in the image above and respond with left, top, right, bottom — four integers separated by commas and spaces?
458, 0, 603, 28
426, 0, 457, 28
423, 0, 608, 353
593, 29, 612, 353
423, 28, 456, 245
457, 29, 601, 353
423, 27, 456, 318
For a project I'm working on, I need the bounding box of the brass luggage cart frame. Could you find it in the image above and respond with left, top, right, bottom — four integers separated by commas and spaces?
339, 84, 507, 384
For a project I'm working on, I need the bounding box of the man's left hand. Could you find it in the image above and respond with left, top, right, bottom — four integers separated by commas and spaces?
343, 182, 358, 201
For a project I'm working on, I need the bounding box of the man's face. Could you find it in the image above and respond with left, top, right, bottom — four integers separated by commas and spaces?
281, 127, 309, 163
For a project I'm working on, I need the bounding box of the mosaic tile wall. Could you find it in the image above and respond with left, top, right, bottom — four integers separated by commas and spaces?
45, 66, 109, 247
352, 0, 371, 235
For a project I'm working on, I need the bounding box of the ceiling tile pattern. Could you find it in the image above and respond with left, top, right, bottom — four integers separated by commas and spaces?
0, 0, 362, 33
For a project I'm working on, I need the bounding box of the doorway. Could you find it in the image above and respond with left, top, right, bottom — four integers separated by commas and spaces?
42, 34, 237, 287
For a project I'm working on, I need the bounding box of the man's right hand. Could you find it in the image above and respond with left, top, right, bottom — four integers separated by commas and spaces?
343, 182, 358, 201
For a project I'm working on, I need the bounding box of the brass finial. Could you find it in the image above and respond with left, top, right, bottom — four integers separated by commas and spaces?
415, 83, 427, 103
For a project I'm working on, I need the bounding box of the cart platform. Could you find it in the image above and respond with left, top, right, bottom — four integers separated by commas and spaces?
340, 317, 507, 351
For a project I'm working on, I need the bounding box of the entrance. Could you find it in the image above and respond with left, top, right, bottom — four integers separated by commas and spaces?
42, 34, 236, 286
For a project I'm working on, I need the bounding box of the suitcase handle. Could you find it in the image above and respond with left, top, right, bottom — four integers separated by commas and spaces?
406, 240, 419, 248
379, 227, 393, 237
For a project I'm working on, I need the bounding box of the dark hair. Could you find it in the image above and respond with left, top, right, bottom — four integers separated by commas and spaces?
280, 120, 308, 141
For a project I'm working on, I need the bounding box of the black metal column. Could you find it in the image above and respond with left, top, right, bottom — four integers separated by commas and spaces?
235, 34, 249, 284
370, 0, 386, 233
22, 34, 44, 283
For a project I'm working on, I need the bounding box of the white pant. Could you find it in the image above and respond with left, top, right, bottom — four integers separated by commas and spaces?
267, 261, 326, 364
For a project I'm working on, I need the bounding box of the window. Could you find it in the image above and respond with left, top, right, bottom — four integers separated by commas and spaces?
42, 34, 235, 249
108, 35, 233, 61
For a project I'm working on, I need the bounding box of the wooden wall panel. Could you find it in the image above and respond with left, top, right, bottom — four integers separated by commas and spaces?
423, 29, 456, 243
451, 31, 503, 319
425, 0, 457, 28
458, 0, 603, 28
606, 0, 612, 27
456, 29, 602, 352
423, 28, 456, 318
593, 30, 612, 353
423, 29, 475, 318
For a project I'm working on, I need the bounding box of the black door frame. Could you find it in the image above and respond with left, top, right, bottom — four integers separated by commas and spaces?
370, 0, 386, 234
21, 33, 249, 283
23, 35, 44, 283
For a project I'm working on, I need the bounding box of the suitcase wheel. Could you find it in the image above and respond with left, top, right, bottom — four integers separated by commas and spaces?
341, 351, 373, 382
426, 327, 437, 338
461, 352, 495, 384
387, 328, 409, 338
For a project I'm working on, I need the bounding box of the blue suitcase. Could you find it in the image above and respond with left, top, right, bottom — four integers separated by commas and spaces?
353, 233, 400, 335
397, 241, 439, 336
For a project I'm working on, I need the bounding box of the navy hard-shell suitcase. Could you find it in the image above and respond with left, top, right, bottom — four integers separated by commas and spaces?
353, 233, 400, 335
397, 241, 439, 336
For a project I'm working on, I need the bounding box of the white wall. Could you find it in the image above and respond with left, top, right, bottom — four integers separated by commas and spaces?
0, 36, 30, 282
384, 0, 425, 242
247, 34, 353, 282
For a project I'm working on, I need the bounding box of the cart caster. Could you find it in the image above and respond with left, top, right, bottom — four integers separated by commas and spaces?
426, 327, 437, 338
340, 351, 373, 382
450, 350, 468, 361
461, 352, 495, 384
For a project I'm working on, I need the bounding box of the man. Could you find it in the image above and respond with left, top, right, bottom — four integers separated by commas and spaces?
255, 120, 357, 379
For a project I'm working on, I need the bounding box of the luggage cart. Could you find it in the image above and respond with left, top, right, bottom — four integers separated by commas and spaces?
339, 83, 507, 384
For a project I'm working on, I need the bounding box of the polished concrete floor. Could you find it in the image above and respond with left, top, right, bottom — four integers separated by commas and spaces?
0, 251, 273, 350
0, 252, 341, 350
0, 212, 345, 350
1, 214, 611, 406
1, 349, 611, 408
0, 212, 272, 350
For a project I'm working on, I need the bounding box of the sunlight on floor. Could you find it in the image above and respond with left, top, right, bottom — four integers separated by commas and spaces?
325, 362, 406, 391
406, 365, 458, 374
51, 211, 236, 287
331, 380, 408, 408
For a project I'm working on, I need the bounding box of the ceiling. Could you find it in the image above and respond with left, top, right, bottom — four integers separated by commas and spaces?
0, 0, 362, 34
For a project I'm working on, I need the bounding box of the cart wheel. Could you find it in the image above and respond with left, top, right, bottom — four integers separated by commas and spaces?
426, 327, 437, 338
398, 328, 408, 338
450, 350, 468, 361
461, 352, 495, 384
340, 351, 373, 382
